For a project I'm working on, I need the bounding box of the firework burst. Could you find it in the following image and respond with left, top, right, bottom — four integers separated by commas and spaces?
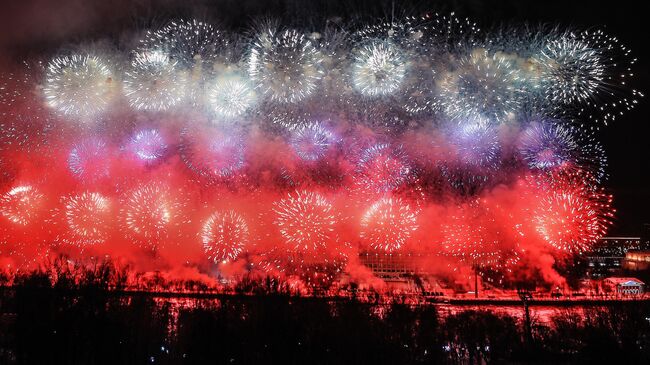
120, 183, 185, 249
273, 190, 337, 253
289, 122, 337, 161
351, 39, 408, 97
247, 28, 324, 103
439, 48, 523, 123
201, 210, 249, 263
205, 73, 257, 121
518, 120, 607, 182
180, 127, 245, 181
360, 197, 418, 252
356, 143, 412, 193
123, 49, 188, 111
126, 129, 168, 163
67, 137, 110, 182
533, 183, 613, 253
61, 192, 112, 246
0, 185, 45, 226
43, 54, 117, 119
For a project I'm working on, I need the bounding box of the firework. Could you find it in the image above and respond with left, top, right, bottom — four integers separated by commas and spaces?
126, 129, 168, 162
180, 127, 245, 181
439, 48, 523, 123
201, 210, 249, 263
62, 192, 111, 246
533, 183, 613, 253
360, 197, 418, 252
273, 190, 337, 253
140, 19, 230, 68
351, 39, 408, 97
518, 120, 606, 182
533, 33, 604, 105
247, 28, 324, 103
205, 73, 257, 121
121, 183, 184, 249
123, 49, 188, 111
138, 19, 231, 106
67, 137, 110, 182
441, 202, 521, 269
0, 113, 50, 153
356, 143, 412, 193
288, 122, 337, 161
420, 12, 481, 53
447, 120, 500, 169
0, 14, 641, 290
438, 121, 501, 194
0, 185, 45, 226
42, 54, 116, 119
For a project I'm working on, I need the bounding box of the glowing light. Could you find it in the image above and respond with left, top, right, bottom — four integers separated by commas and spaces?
127, 129, 168, 162
273, 190, 337, 253
201, 210, 249, 263
123, 49, 188, 111
360, 197, 418, 252
67, 137, 110, 182
289, 122, 337, 161
247, 28, 324, 103
0, 185, 44, 225
351, 40, 407, 97
43, 54, 116, 119
63, 192, 111, 246
206, 73, 257, 121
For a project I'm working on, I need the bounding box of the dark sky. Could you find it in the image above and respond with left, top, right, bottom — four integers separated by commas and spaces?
0, 0, 647, 235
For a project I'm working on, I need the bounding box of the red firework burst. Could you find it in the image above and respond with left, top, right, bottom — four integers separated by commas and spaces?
201, 210, 249, 263
533, 183, 613, 253
360, 197, 418, 252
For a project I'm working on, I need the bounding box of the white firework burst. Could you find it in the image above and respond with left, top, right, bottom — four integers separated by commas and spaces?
141, 19, 230, 67
247, 28, 324, 103
205, 73, 257, 121
43, 54, 116, 119
123, 49, 188, 111
438, 48, 523, 123
351, 40, 408, 97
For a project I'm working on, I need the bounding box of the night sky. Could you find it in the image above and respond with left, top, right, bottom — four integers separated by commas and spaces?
1, 0, 647, 235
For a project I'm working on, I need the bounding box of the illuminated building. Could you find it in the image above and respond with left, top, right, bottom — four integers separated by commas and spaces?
603, 277, 645, 296
623, 250, 650, 271
585, 237, 642, 278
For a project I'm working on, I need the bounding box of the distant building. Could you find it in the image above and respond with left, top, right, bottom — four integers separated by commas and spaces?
623, 250, 650, 271
603, 277, 645, 295
585, 237, 642, 278
358, 251, 423, 281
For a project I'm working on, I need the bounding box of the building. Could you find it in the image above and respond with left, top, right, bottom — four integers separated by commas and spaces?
585, 237, 642, 278
623, 250, 650, 271
603, 277, 645, 296
358, 251, 424, 281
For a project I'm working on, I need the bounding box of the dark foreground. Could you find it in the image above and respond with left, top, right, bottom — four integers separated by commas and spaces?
1, 287, 650, 364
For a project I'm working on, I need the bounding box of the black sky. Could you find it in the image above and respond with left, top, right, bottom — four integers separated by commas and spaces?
0, 0, 647, 235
